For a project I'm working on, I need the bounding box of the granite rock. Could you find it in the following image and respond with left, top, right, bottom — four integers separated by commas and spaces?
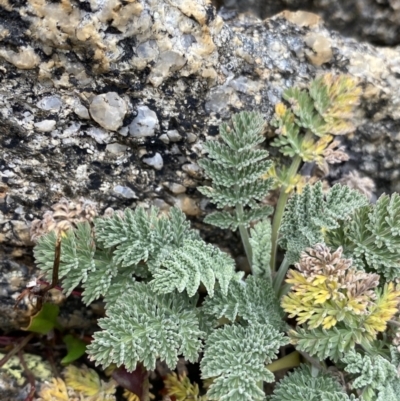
0, 0, 400, 330
89, 92, 127, 131
218, 0, 400, 45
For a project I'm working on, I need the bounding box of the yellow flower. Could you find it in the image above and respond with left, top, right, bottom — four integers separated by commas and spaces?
300, 134, 334, 165
275, 102, 287, 117
322, 315, 337, 330
64, 365, 116, 401
163, 372, 207, 401
314, 135, 333, 154
312, 275, 328, 285
311, 288, 331, 304
296, 309, 317, 325
363, 282, 400, 336
281, 245, 396, 336
37, 378, 69, 401
123, 389, 140, 401
346, 298, 368, 315
285, 269, 308, 286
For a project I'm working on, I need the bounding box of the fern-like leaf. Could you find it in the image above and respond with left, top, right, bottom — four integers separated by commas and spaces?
34, 222, 96, 297
201, 323, 288, 401
202, 275, 284, 330
269, 365, 356, 401
150, 239, 240, 297
271, 109, 303, 158
200, 180, 273, 209
280, 183, 368, 264
219, 112, 266, 150
204, 141, 270, 169
309, 74, 361, 136
342, 351, 399, 401
34, 230, 59, 281
250, 219, 272, 278
95, 207, 198, 270
203, 206, 273, 231
34, 207, 208, 304
87, 282, 204, 371
272, 75, 360, 162
82, 248, 118, 304
289, 324, 370, 362
200, 158, 272, 188
283, 87, 326, 137
198, 111, 273, 231
344, 193, 400, 280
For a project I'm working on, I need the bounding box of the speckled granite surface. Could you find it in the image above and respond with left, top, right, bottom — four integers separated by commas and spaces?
218, 0, 400, 46
1, 0, 400, 330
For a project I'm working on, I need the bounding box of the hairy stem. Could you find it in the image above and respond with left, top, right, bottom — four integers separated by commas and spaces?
270, 156, 302, 271
236, 202, 253, 271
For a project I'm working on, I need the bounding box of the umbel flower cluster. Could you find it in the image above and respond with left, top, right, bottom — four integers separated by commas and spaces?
32, 75, 400, 400
283, 244, 400, 346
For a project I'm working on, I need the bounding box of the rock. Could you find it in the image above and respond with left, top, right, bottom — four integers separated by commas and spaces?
34, 120, 57, 132
172, 194, 200, 216
136, 41, 159, 63
186, 133, 197, 143
129, 106, 159, 138
63, 122, 81, 136
149, 50, 187, 87
163, 182, 187, 194
159, 134, 170, 144
0, 46, 40, 69
89, 92, 127, 131
280, 10, 322, 28
37, 96, 63, 111
152, 198, 172, 212
143, 153, 164, 170
205, 86, 239, 115
113, 185, 138, 199
219, 0, 400, 46
73, 102, 90, 119
1, 0, 400, 331
86, 127, 111, 144
118, 126, 129, 136
106, 143, 128, 155
229, 76, 262, 95
182, 163, 202, 178
167, 130, 182, 142
9, 221, 33, 247
304, 33, 332, 66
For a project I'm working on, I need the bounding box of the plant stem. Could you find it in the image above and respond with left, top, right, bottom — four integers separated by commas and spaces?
297, 350, 326, 372
0, 333, 34, 368
273, 256, 291, 296
236, 202, 253, 272
270, 155, 302, 272
19, 350, 36, 401
266, 351, 301, 373
278, 283, 292, 298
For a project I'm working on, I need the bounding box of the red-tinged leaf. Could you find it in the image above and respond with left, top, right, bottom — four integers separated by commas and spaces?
112, 364, 148, 401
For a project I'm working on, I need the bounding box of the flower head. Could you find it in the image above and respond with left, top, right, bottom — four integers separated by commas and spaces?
282, 244, 382, 330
